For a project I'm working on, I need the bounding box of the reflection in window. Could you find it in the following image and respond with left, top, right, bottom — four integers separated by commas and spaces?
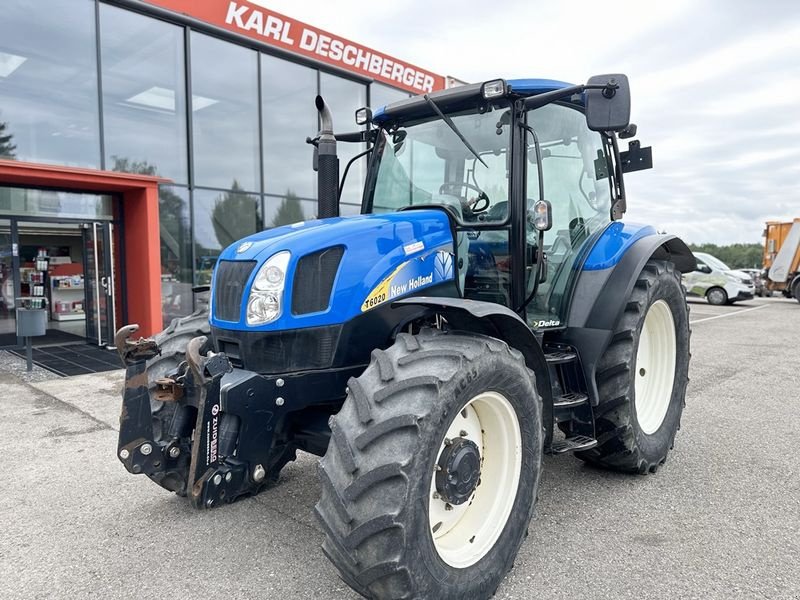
193, 186, 262, 284
0, 0, 100, 167
190, 33, 260, 192
263, 193, 317, 228
370, 83, 410, 112
100, 5, 188, 183
320, 73, 367, 204
159, 186, 193, 325
262, 55, 317, 200
0, 187, 112, 220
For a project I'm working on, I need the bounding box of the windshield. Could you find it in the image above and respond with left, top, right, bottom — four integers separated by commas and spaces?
368, 101, 512, 223
697, 253, 730, 271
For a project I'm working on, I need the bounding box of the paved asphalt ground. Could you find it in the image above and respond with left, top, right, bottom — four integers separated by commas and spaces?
1, 296, 798, 599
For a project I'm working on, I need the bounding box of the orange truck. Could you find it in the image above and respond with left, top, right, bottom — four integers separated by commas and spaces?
764, 218, 800, 302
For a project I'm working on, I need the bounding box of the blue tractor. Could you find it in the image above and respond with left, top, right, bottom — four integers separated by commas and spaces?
115, 74, 694, 599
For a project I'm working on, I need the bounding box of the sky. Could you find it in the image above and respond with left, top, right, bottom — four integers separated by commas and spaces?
255, 0, 800, 245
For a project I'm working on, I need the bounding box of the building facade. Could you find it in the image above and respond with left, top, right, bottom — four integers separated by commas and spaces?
0, 0, 445, 347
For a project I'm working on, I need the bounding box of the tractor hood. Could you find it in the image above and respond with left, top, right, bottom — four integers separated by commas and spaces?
209, 210, 456, 331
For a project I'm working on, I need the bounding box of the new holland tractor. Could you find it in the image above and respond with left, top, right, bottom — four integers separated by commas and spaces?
115, 74, 694, 599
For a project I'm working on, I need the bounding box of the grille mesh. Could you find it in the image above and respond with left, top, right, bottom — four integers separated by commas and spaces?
291, 246, 345, 315
213, 260, 256, 322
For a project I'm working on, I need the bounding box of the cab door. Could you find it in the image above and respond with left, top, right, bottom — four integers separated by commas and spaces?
523, 102, 614, 327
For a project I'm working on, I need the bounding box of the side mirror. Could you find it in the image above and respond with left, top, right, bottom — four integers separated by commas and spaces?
528, 200, 552, 231
585, 74, 631, 132
698, 265, 712, 274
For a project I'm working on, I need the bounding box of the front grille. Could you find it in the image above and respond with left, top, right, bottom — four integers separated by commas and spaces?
213, 260, 256, 322
214, 325, 342, 373
742, 278, 753, 285
292, 246, 345, 315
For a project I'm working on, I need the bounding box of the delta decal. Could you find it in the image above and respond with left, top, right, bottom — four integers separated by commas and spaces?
362, 250, 454, 312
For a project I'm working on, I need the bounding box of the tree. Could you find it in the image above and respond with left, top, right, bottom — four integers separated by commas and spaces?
110, 155, 158, 176
211, 180, 262, 249
271, 190, 306, 227
0, 119, 16, 159
688, 243, 764, 269
110, 156, 189, 280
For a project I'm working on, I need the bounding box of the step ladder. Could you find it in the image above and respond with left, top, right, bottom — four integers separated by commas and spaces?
544, 345, 598, 455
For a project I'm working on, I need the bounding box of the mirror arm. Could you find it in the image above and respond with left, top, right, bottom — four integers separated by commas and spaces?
521, 82, 610, 111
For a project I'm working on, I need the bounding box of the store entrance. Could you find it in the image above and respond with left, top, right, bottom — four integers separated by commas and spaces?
0, 206, 120, 349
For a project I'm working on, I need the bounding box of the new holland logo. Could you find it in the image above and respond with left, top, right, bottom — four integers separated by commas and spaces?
237, 241, 253, 253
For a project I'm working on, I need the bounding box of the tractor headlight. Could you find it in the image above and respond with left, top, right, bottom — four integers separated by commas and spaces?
247, 251, 290, 325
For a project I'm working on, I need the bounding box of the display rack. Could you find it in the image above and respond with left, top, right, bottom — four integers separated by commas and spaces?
51, 275, 85, 322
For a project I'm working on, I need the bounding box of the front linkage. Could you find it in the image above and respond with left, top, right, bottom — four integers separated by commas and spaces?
116, 326, 285, 508
114, 325, 358, 509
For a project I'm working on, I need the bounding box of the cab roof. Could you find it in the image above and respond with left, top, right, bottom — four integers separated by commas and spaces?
372, 78, 576, 124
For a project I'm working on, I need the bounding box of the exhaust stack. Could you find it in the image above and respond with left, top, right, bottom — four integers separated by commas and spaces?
315, 95, 339, 219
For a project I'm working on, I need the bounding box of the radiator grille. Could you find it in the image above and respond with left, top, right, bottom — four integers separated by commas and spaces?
214, 325, 342, 373
291, 246, 345, 315
213, 260, 256, 322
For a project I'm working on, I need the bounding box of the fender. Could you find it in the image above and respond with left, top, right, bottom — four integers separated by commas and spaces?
561, 231, 695, 405
392, 296, 554, 436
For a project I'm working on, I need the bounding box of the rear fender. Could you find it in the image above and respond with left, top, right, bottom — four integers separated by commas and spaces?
562, 233, 694, 405
392, 296, 553, 437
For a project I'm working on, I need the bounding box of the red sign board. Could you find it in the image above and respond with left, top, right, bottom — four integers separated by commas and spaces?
141, 0, 446, 94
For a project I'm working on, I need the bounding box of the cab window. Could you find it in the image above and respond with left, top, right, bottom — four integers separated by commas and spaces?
525, 102, 613, 324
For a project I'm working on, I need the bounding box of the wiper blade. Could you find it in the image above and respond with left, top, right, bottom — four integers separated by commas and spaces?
423, 94, 487, 168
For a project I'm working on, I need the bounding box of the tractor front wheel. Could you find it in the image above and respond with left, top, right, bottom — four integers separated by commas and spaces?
316, 329, 542, 600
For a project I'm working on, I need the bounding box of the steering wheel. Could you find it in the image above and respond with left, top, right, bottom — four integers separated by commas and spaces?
438, 182, 490, 214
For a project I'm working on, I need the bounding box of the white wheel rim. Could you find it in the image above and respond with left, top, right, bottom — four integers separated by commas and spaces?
634, 299, 677, 435
428, 391, 522, 568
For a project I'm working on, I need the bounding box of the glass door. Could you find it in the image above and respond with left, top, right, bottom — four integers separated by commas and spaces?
0, 219, 19, 347
83, 222, 117, 348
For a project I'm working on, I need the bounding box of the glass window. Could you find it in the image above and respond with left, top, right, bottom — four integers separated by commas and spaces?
263, 193, 318, 228
261, 55, 317, 200
0, 0, 100, 167
370, 83, 410, 112
463, 230, 512, 308
370, 103, 512, 223
100, 5, 188, 183
320, 73, 367, 204
0, 187, 113, 220
193, 187, 262, 284
158, 186, 192, 325
190, 33, 260, 192
524, 103, 612, 323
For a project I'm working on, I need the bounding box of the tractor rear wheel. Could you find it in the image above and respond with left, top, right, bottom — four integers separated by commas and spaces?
577, 260, 689, 473
316, 329, 542, 600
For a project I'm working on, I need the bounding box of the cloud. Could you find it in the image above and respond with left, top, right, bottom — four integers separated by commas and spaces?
260, 0, 800, 245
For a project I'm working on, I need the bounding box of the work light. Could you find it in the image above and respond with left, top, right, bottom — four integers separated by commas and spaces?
355, 107, 372, 125
481, 79, 507, 99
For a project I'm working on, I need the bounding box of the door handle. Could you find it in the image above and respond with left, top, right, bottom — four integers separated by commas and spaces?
101, 275, 108, 290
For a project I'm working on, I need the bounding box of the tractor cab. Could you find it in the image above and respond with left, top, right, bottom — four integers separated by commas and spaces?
353, 77, 642, 329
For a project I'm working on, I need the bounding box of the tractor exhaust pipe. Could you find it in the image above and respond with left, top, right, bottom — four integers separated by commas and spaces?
315, 95, 339, 219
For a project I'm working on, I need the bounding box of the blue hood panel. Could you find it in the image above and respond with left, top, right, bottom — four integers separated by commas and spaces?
210, 211, 455, 331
